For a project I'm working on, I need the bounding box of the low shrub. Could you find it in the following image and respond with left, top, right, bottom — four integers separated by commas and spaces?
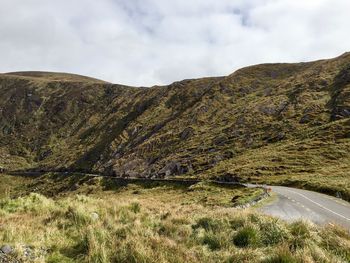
289, 221, 311, 249
259, 219, 289, 246
232, 225, 260, 248
202, 231, 222, 250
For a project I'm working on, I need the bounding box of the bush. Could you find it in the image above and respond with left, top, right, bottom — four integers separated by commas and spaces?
202, 231, 222, 250
289, 221, 311, 249
232, 226, 260, 248
259, 220, 289, 246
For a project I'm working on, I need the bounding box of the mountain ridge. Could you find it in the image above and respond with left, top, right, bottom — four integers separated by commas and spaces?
0, 53, 349, 198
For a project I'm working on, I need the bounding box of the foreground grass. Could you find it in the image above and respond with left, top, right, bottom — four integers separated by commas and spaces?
0, 175, 349, 262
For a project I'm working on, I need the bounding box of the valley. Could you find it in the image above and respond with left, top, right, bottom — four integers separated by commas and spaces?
1, 53, 350, 262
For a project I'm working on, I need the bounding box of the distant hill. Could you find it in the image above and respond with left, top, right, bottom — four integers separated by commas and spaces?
4, 71, 108, 83
0, 54, 349, 191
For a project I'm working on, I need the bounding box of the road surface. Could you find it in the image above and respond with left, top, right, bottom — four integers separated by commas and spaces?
258, 185, 350, 229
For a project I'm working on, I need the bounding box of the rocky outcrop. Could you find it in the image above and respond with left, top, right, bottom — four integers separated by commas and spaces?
0, 53, 349, 179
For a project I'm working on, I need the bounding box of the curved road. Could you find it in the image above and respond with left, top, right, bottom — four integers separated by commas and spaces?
5, 171, 350, 229
257, 185, 350, 230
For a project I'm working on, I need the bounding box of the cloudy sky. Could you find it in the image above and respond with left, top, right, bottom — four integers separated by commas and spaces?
0, 0, 349, 86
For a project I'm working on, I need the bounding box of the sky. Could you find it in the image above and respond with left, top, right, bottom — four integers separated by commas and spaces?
0, 0, 349, 86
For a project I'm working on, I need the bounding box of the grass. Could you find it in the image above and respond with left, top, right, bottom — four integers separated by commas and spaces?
207, 134, 350, 201
232, 225, 260, 248
6, 172, 264, 207
0, 54, 350, 261
0, 174, 34, 199
0, 174, 349, 262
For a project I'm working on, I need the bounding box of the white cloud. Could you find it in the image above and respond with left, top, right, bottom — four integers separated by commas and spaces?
0, 0, 349, 86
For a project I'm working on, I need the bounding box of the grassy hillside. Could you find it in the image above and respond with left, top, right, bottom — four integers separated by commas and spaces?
0, 53, 349, 197
0, 174, 349, 263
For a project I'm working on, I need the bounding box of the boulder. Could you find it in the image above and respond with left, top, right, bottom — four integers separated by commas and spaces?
299, 114, 311, 124
90, 212, 99, 221
331, 108, 350, 120
258, 105, 276, 115
179, 127, 194, 140
341, 108, 350, 117
1, 245, 12, 254
159, 161, 189, 176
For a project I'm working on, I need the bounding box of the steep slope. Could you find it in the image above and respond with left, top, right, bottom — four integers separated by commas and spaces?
0, 54, 349, 189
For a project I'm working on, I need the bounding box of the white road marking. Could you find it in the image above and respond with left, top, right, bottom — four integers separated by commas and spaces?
298, 189, 350, 208
284, 189, 350, 222
312, 192, 350, 208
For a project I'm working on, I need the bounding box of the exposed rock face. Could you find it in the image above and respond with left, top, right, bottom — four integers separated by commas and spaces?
159, 161, 182, 176
0, 53, 349, 179
179, 127, 194, 140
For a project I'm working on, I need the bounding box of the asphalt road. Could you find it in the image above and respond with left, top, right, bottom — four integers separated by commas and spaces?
258, 185, 350, 229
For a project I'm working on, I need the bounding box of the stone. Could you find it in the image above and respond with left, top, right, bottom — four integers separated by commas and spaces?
331, 108, 350, 120
159, 161, 181, 176
90, 212, 99, 221
341, 109, 350, 117
179, 127, 194, 140
1, 245, 12, 254
258, 105, 276, 115
213, 136, 227, 146
299, 114, 311, 124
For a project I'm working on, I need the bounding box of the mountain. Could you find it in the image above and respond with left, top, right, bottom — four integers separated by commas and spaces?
0, 53, 349, 190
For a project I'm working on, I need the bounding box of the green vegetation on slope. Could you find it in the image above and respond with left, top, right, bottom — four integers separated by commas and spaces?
0, 53, 349, 197
0, 174, 34, 199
